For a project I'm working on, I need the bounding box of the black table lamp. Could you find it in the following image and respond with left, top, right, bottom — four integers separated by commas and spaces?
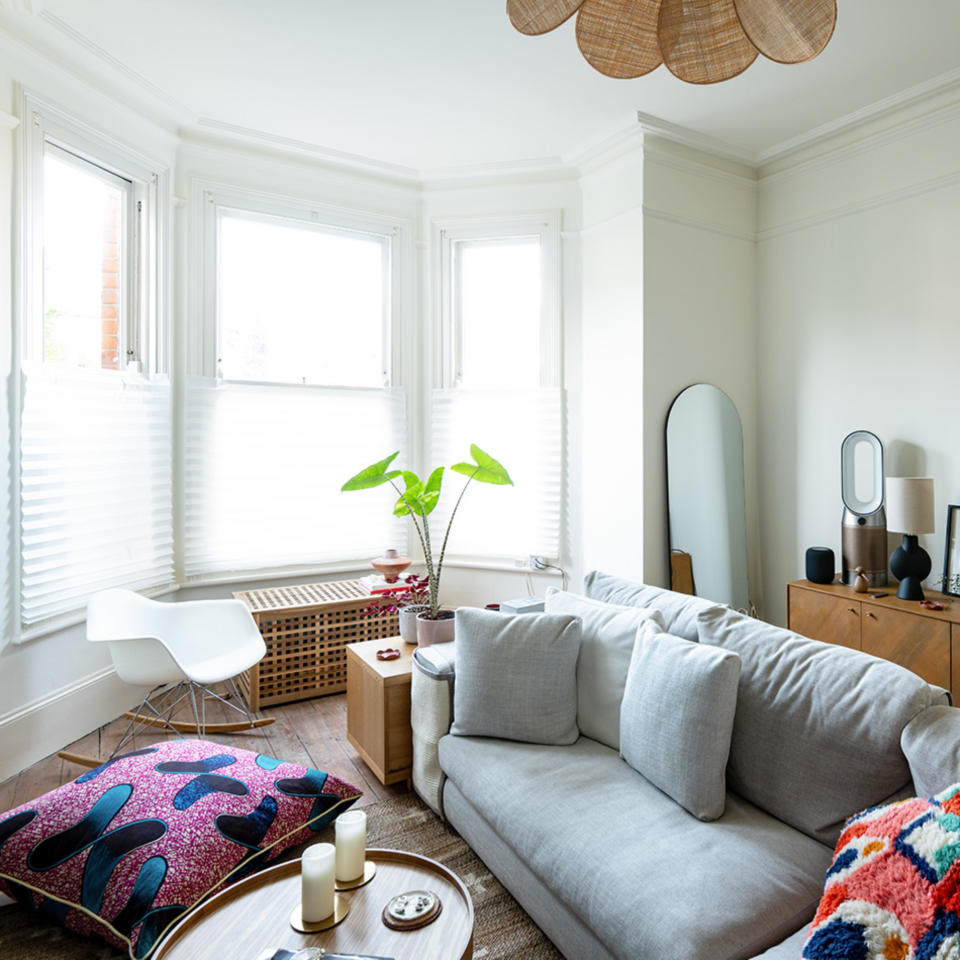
886, 477, 935, 601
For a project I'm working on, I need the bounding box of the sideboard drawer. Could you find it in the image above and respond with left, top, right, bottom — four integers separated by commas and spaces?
787, 584, 860, 650
860, 606, 951, 690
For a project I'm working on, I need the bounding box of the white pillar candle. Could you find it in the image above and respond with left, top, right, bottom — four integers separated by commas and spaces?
334, 809, 366, 882
301, 842, 336, 922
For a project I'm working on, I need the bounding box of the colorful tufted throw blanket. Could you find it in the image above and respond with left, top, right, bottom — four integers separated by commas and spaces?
803, 783, 960, 959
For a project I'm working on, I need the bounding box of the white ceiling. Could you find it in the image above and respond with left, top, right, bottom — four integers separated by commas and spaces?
27, 0, 960, 172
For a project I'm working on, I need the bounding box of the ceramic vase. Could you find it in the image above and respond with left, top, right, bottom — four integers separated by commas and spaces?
416, 609, 455, 646
371, 548, 412, 583
398, 604, 428, 645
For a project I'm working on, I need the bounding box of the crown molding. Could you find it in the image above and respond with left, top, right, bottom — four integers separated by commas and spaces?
636, 111, 756, 166
192, 117, 422, 185
758, 66, 960, 169
38, 10, 193, 122
0, 108, 18, 129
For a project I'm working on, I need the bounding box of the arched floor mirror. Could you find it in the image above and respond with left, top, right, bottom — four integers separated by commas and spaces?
666, 384, 750, 611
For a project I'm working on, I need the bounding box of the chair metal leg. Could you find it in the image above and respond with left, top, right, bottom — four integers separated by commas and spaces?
187, 682, 201, 737
111, 682, 194, 758
226, 676, 256, 727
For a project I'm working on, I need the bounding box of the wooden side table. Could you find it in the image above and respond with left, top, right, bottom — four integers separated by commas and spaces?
346, 638, 413, 786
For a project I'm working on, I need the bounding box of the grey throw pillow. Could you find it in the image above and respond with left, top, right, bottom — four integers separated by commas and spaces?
620, 622, 741, 821
451, 607, 581, 745
544, 588, 665, 750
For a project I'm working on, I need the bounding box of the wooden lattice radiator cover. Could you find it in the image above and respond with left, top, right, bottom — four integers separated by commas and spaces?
234, 579, 400, 710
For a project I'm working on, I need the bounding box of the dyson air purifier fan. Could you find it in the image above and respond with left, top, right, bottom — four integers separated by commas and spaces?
841, 430, 887, 588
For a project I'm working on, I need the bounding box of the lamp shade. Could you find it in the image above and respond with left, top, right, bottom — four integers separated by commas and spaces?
885, 477, 935, 535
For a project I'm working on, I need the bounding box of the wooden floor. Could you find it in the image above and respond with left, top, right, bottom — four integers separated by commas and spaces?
0, 690, 409, 816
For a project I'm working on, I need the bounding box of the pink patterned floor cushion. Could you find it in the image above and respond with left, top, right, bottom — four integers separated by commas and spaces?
0, 739, 362, 958
803, 783, 960, 959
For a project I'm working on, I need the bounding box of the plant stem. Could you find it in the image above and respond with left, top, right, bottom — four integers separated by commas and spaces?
435, 468, 479, 601
389, 479, 432, 585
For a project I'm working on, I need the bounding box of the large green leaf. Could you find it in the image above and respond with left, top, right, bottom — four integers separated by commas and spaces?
341, 452, 402, 491
394, 477, 424, 517
420, 466, 445, 516
451, 444, 513, 486
394, 467, 445, 517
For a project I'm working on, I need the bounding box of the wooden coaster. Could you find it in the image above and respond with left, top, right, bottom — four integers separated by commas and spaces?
335, 859, 377, 890
382, 889, 442, 931
289, 893, 349, 933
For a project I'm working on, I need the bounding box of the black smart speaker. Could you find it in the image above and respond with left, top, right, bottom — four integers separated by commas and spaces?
805, 547, 836, 584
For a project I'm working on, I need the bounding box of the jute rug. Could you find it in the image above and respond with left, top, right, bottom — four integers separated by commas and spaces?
0, 791, 562, 959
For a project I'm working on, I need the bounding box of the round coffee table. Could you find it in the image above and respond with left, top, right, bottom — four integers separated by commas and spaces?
153, 848, 474, 960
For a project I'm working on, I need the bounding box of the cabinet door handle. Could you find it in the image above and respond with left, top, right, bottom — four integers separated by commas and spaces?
866, 611, 877, 620
848, 607, 858, 614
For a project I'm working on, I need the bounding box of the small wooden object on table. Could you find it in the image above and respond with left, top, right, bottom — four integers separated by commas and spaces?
346, 637, 413, 787
152, 848, 474, 960
787, 578, 960, 700
234, 580, 400, 711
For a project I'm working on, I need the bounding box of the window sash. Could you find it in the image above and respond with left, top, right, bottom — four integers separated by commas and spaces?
215, 207, 393, 387
429, 387, 563, 562
182, 377, 407, 579
15, 92, 171, 639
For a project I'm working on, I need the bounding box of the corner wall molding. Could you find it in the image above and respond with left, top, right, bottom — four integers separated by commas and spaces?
0, 108, 18, 129
642, 205, 756, 244
758, 167, 960, 242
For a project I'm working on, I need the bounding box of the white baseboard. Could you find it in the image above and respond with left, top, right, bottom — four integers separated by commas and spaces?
0, 666, 139, 782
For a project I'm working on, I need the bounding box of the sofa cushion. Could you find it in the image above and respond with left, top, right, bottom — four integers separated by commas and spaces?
803, 784, 960, 960
620, 624, 740, 821
451, 607, 581, 745
698, 605, 946, 846
583, 570, 721, 641
901, 704, 960, 797
0, 739, 361, 959
438, 734, 832, 960
544, 588, 665, 749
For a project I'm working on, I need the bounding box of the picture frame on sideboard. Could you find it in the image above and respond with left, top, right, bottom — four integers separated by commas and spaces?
942, 504, 960, 597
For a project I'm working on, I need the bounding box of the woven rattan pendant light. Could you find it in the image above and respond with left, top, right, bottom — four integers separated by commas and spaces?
506, 0, 836, 83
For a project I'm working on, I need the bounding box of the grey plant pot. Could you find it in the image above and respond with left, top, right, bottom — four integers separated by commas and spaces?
398, 604, 428, 645
416, 609, 455, 646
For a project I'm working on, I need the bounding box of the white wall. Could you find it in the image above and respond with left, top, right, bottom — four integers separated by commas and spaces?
579, 139, 646, 581
756, 94, 960, 625
641, 140, 759, 607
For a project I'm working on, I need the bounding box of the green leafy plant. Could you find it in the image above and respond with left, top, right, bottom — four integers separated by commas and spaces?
342, 445, 513, 620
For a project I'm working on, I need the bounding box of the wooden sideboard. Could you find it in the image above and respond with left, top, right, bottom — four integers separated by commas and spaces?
786, 579, 960, 702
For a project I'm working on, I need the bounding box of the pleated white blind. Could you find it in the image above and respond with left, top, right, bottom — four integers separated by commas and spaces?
183, 378, 407, 577
430, 388, 562, 561
20, 369, 174, 628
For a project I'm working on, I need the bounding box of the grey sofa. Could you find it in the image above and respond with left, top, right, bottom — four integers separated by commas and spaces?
411, 571, 960, 960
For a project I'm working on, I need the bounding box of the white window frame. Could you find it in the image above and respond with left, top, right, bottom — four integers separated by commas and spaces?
20, 90, 170, 375
192, 180, 404, 385
429, 212, 565, 568
15, 91, 171, 641
434, 212, 562, 390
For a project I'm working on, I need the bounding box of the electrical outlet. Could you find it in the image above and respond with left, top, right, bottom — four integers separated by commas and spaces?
529, 555, 547, 570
